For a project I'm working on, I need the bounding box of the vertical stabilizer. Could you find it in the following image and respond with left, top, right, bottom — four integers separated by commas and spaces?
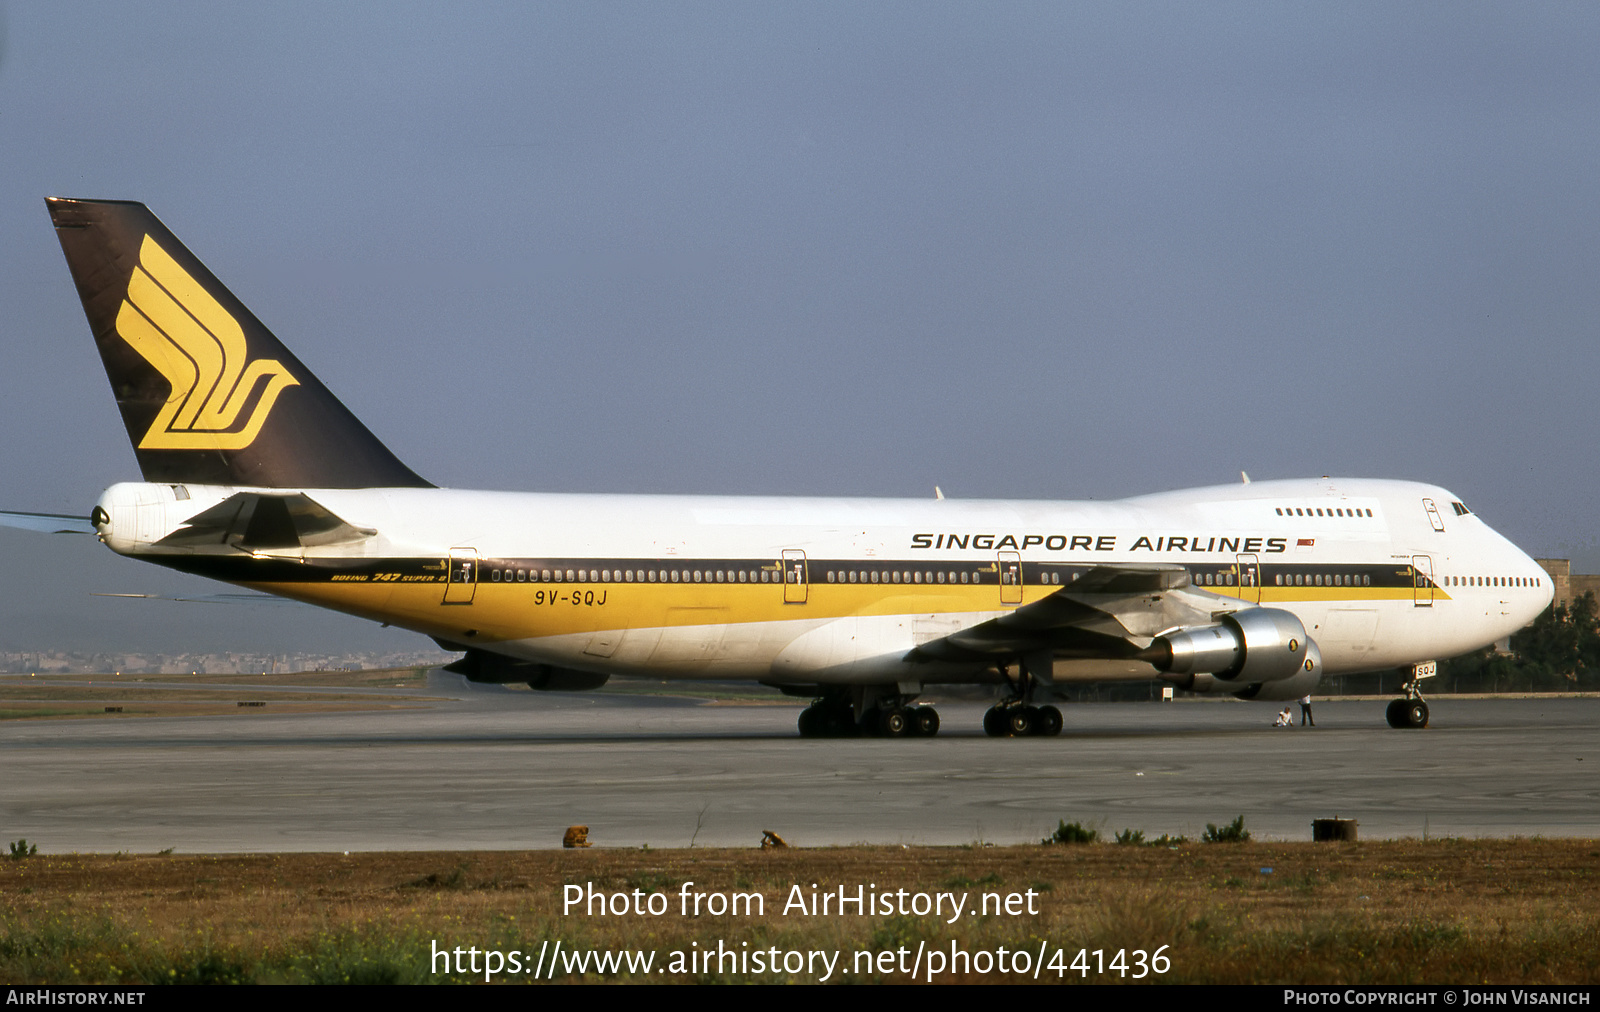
46, 197, 431, 489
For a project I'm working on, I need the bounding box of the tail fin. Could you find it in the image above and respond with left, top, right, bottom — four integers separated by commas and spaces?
46, 198, 431, 489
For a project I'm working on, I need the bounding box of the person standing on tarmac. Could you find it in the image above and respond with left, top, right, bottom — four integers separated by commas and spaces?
1299, 694, 1314, 727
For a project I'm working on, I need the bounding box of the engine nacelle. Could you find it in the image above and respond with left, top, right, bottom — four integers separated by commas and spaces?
1163, 635, 1323, 698
1232, 637, 1324, 701
1146, 608, 1309, 684
443, 649, 610, 691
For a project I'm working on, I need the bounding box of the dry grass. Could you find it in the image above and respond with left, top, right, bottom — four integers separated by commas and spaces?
1, 840, 1596, 984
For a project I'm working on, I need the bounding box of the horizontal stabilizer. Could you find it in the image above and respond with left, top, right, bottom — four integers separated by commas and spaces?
91, 590, 307, 608
0, 510, 95, 534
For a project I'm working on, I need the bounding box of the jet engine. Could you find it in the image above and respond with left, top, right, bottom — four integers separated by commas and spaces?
1143, 608, 1309, 684
1231, 636, 1323, 701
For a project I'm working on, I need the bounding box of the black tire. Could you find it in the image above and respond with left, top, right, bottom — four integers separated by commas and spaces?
1405, 700, 1429, 729
1035, 704, 1063, 737
913, 706, 940, 737
797, 706, 821, 737
983, 706, 1006, 737
878, 706, 910, 738
824, 707, 857, 737
1385, 699, 1405, 728
1006, 706, 1034, 737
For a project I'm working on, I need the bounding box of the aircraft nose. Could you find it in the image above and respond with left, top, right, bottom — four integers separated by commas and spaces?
1520, 550, 1554, 623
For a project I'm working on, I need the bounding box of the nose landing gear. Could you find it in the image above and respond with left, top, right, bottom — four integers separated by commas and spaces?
1385, 697, 1429, 729
1385, 661, 1434, 729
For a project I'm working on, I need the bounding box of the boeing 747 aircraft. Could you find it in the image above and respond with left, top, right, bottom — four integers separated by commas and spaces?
7, 198, 1554, 737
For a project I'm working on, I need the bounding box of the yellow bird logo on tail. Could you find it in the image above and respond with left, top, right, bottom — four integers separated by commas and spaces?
115, 235, 299, 450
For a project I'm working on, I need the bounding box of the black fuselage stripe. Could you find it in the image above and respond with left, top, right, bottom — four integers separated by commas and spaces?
147, 555, 1433, 590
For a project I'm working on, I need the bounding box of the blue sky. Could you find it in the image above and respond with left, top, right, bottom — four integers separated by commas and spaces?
3, 3, 1598, 652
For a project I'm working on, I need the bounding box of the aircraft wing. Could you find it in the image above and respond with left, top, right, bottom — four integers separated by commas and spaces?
907, 564, 1230, 664
0, 510, 95, 534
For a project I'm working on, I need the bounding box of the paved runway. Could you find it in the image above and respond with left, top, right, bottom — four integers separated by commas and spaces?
2, 681, 1595, 851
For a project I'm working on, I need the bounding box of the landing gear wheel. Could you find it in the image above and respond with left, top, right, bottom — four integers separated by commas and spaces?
1404, 700, 1429, 728
1006, 706, 1034, 737
828, 708, 859, 737
912, 706, 940, 737
983, 706, 1007, 737
798, 706, 822, 737
878, 706, 910, 738
1386, 698, 1429, 729
1034, 704, 1063, 737
1385, 699, 1405, 728
801, 704, 854, 738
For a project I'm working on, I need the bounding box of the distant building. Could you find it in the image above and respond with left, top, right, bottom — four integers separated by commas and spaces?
1534, 559, 1600, 611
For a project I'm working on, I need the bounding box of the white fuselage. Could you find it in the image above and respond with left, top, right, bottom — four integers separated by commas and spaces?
93, 476, 1552, 687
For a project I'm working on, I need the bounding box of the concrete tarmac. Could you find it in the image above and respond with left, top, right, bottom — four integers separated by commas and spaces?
2, 683, 1596, 851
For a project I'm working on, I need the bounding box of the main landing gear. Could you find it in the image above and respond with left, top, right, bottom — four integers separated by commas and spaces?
796, 698, 857, 738
1385, 661, 1435, 729
796, 694, 940, 738
982, 701, 1063, 737
983, 658, 1063, 737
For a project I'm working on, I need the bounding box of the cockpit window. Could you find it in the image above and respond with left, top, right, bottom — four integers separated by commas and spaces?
1451, 501, 1471, 516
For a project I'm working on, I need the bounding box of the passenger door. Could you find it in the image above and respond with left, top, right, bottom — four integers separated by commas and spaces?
782, 549, 808, 604
1412, 554, 1434, 607
444, 548, 478, 604
999, 551, 1023, 605
1236, 554, 1261, 604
